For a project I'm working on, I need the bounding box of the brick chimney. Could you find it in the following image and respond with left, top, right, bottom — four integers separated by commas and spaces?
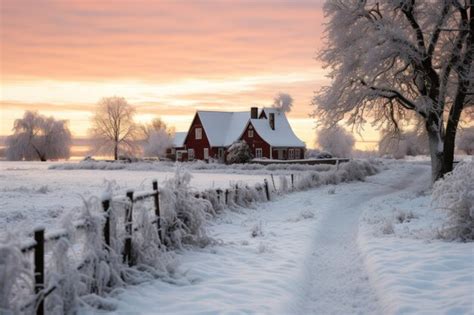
250, 107, 258, 119
269, 113, 275, 130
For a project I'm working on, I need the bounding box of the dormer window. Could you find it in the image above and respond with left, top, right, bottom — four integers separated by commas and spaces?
195, 127, 202, 140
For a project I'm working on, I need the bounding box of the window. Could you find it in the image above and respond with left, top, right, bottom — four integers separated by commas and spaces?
295, 149, 300, 159
248, 129, 254, 138
288, 149, 295, 160
203, 148, 209, 160
195, 127, 202, 140
188, 148, 195, 160
255, 148, 263, 158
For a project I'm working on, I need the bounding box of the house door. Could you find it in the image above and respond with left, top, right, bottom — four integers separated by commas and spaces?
204, 148, 209, 160
278, 149, 283, 160
218, 148, 225, 162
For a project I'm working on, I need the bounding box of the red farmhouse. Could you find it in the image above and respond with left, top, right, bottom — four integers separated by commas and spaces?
174, 107, 305, 162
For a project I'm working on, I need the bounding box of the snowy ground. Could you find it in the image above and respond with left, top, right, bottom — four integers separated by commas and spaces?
92, 160, 473, 315
2, 160, 472, 314
0, 161, 269, 236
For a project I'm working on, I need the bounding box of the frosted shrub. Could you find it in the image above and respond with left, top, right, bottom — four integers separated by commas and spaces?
226, 140, 253, 164
78, 197, 123, 296
339, 160, 376, 182
0, 238, 34, 314
433, 161, 474, 241
201, 189, 224, 213
47, 238, 82, 314
160, 168, 215, 248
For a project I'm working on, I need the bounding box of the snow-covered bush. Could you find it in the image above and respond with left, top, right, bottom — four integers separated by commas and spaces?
317, 125, 355, 158
0, 237, 34, 313
226, 140, 253, 164
433, 161, 474, 241
160, 168, 215, 248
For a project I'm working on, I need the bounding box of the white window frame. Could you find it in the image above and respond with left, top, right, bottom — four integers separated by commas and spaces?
255, 148, 263, 158
188, 148, 195, 160
248, 129, 254, 138
203, 148, 209, 160
195, 127, 202, 140
288, 149, 295, 160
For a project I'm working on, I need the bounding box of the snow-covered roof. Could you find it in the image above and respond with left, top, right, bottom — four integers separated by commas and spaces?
250, 108, 305, 147
172, 132, 187, 148
197, 111, 250, 147
193, 108, 305, 148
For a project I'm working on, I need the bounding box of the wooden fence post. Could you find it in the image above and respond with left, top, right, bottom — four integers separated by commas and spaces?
291, 174, 294, 190
102, 199, 110, 248
264, 179, 270, 201
152, 181, 162, 244
124, 191, 134, 265
225, 189, 229, 205
216, 189, 221, 205
34, 228, 45, 315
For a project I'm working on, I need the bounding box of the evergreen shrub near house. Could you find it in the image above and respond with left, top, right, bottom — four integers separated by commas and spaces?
226, 140, 253, 164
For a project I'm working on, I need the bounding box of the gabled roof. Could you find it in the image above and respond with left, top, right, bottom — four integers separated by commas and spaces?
249, 108, 305, 147
189, 108, 305, 148
197, 111, 249, 147
172, 132, 187, 148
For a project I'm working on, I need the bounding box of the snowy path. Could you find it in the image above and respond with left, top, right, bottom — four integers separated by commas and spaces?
298, 165, 427, 314
103, 163, 430, 315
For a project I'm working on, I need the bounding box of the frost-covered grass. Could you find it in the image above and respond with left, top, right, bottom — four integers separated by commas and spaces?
48, 159, 338, 175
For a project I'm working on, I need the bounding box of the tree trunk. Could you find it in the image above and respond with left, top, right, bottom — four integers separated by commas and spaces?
426, 117, 445, 182
442, 94, 465, 176
114, 142, 118, 160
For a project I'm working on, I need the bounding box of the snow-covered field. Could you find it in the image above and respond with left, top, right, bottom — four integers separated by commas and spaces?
88, 160, 471, 315
0, 161, 269, 235
1, 159, 473, 314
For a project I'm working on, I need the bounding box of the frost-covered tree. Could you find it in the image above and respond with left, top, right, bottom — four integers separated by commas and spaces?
226, 140, 253, 164
141, 118, 174, 158
142, 129, 173, 158
272, 92, 294, 113
317, 125, 355, 158
6, 111, 71, 161
314, 0, 473, 181
90, 97, 140, 160
456, 127, 474, 155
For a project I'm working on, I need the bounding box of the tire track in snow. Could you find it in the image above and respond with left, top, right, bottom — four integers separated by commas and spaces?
300, 165, 427, 315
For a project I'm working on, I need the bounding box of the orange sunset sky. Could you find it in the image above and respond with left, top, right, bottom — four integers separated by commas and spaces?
1, 0, 379, 150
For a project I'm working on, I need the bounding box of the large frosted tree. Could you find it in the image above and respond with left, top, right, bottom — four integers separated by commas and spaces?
6, 111, 71, 161
314, 0, 473, 181
90, 97, 140, 160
